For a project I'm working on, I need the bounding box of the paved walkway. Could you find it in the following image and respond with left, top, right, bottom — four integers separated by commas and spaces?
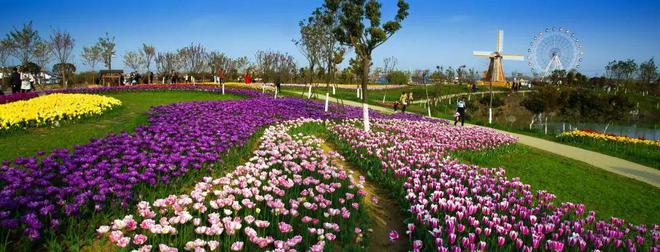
410, 90, 532, 104
290, 90, 660, 188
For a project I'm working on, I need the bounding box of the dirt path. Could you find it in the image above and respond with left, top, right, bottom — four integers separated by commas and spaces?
321, 143, 408, 252
290, 90, 660, 188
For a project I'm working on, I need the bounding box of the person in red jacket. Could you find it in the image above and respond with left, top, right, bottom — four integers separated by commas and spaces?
244, 72, 252, 84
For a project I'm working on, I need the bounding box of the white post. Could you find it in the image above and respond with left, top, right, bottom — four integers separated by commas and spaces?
222, 83, 225, 95
324, 93, 329, 112
262, 85, 265, 93
468, 94, 471, 101
544, 116, 548, 134
382, 94, 386, 103
362, 103, 370, 132
308, 85, 312, 99
356, 87, 360, 98
162, 77, 165, 84
488, 108, 493, 124
562, 122, 566, 132
274, 87, 278, 99
481, 92, 484, 98
427, 105, 431, 117
332, 85, 336, 95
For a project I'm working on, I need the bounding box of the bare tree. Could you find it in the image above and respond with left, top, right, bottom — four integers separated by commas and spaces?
6, 21, 42, 66
96, 33, 116, 70
50, 30, 75, 86
255, 50, 297, 83
155, 51, 181, 75
383, 56, 398, 74
123, 51, 144, 72
320, 4, 345, 88
140, 43, 155, 72
32, 41, 51, 72
0, 39, 12, 67
294, 8, 325, 85
81, 45, 102, 71
233, 56, 250, 77
277, 54, 297, 83
178, 43, 207, 74
208, 52, 232, 73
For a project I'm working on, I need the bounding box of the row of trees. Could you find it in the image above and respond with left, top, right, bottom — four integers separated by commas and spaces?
0, 22, 76, 87
606, 58, 658, 85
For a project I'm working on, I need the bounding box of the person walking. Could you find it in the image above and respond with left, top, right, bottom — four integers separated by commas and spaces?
454, 97, 466, 126
172, 71, 178, 84
20, 72, 31, 93
274, 74, 282, 93
10, 68, 21, 94
218, 68, 225, 85
399, 91, 408, 113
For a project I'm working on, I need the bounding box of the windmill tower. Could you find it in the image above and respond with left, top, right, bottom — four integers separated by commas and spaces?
473, 30, 524, 85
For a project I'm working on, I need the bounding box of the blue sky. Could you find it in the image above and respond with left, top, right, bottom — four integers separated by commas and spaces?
1, 0, 659, 76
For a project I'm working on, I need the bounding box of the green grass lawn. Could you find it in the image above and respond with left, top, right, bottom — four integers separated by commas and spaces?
451, 144, 660, 225
281, 83, 508, 105
0, 91, 241, 162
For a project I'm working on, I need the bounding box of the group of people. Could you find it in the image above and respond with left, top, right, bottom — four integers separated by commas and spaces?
391, 90, 467, 127
125, 71, 154, 85
6, 67, 35, 94
161, 71, 195, 84
393, 91, 414, 113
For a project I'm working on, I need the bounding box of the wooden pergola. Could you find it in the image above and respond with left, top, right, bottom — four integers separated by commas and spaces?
99, 70, 124, 86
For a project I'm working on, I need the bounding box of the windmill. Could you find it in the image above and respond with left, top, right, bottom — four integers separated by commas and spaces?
473, 30, 524, 84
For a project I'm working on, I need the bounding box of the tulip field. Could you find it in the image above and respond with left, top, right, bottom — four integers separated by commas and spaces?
0, 86, 658, 251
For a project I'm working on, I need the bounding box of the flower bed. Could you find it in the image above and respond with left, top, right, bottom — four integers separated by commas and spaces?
558, 129, 660, 147
97, 119, 367, 251
0, 93, 121, 131
0, 92, 39, 104
4, 90, 434, 242
330, 120, 658, 251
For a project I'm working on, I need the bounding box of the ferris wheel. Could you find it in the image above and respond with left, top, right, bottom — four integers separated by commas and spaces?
527, 27, 583, 76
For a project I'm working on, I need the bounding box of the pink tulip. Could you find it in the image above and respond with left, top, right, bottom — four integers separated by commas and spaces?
389, 230, 400, 241
230, 241, 244, 251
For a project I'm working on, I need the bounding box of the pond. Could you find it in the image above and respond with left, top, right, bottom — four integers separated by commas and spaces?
536, 122, 660, 140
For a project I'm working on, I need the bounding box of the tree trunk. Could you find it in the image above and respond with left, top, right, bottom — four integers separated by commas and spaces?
361, 57, 370, 132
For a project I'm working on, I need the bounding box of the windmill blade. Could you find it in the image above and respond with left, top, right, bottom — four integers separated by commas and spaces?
473, 51, 494, 57
501, 54, 525, 61
497, 30, 503, 52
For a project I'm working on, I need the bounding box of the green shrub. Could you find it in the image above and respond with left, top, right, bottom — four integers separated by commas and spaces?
386, 70, 409, 84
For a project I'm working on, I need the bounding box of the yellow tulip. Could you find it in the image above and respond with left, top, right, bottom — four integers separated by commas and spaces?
0, 93, 121, 131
